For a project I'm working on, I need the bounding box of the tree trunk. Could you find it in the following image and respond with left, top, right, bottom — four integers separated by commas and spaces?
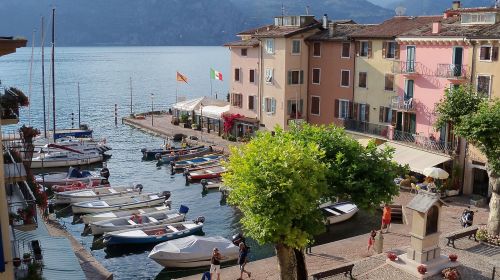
275, 243, 298, 280
487, 165, 500, 235
294, 248, 308, 280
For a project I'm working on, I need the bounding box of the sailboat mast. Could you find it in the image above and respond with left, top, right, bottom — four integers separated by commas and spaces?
51, 8, 56, 142
129, 77, 133, 115
28, 29, 35, 126
78, 82, 81, 127
41, 16, 47, 138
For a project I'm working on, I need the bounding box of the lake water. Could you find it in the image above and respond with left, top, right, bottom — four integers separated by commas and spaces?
0, 47, 379, 280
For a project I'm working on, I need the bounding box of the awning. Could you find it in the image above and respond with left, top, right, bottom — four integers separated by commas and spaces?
196, 105, 230, 120
172, 97, 204, 111
235, 116, 259, 124
379, 142, 452, 174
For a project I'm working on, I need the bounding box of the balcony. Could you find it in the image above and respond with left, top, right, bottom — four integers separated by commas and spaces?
435, 64, 469, 81
343, 119, 390, 139
390, 96, 415, 112
392, 61, 420, 76
0, 86, 29, 125
7, 181, 38, 231
392, 130, 456, 155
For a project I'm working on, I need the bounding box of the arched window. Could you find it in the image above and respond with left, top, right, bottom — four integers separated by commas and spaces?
426, 205, 439, 235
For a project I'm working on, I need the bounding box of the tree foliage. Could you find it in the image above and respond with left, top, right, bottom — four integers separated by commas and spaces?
289, 124, 400, 210
434, 85, 484, 129
223, 128, 328, 249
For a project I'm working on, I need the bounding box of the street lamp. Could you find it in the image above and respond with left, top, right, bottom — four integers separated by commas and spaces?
151, 93, 154, 126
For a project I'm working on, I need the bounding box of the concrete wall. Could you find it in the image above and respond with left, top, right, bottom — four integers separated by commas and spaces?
354, 40, 398, 124
228, 45, 259, 119
308, 40, 355, 126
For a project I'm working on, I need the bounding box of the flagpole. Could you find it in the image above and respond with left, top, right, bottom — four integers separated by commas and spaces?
210, 76, 213, 98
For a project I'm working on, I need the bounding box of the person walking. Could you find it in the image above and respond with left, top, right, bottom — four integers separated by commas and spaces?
367, 230, 377, 253
381, 204, 392, 233
237, 242, 251, 279
210, 247, 224, 280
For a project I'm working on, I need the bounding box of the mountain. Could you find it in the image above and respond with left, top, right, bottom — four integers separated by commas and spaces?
0, 0, 495, 46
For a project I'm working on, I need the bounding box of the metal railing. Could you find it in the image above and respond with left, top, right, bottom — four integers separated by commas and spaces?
392, 130, 456, 154
343, 119, 391, 139
390, 97, 415, 111
392, 61, 421, 75
436, 64, 468, 79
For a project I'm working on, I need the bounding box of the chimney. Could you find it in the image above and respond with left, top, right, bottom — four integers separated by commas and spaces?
452, 1, 461, 10
432, 22, 441, 34
329, 22, 337, 37
323, 14, 328, 29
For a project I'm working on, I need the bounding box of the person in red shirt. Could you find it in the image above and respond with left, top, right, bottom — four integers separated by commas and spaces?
367, 230, 377, 252
381, 204, 391, 233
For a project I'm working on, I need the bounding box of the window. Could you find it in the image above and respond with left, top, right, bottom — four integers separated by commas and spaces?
241, 48, 248, 56
338, 100, 349, 119
461, 13, 496, 24
311, 96, 320, 115
480, 46, 492, 61
385, 74, 394, 91
248, 96, 256, 111
288, 70, 304, 85
234, 68, 241, 82
231, 93, 243, 108
359, 104, 367, 122
312, 68, 321, 84
264, 97, 276, 114
249, 69, 255, 83
292, 40, 301, 54
287, 99, 304, 117
358, 72, 367, 88
405, 79, 414, 99
342, 42, 350, 58
385, 42, 397, 59
265, 68, 274, 84
341, 70, 350, 87
360, 41, 369, 57
379, 106, 393, 123
477, 75, 491, 98
313, 42, 321, 57
265, 39, 274, 54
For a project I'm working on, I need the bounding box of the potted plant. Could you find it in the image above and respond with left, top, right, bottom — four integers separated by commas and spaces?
18, 206, 35, 224
448, 253, 458, 262
387, 252, 398, 261
442, 267, 460, 280
179, 113, 189, 124
23, 252, 31, 264
13, 257, 21, 267
417, 264, 427, 275
476, 226, 488, 242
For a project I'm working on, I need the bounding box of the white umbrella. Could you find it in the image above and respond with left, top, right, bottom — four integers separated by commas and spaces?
422, 167, 449, 179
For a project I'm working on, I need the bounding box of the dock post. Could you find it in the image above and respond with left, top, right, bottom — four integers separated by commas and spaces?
71, 112, 74, 128
114, 104, 118, 126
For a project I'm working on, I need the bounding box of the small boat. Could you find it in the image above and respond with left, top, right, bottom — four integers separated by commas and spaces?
52, 181, 109, 193
89, 205, 189, 235
173, 154, 223, 170
35, 167, 104, 188
158, 147, 214, 165
30, 149, 103, 168
183, 161, 221, 174
71, 191, 171, 214
103, 217, 205, 246
141, 145, 204, 160
148, 235, 239, 268
320, 201, 359, 225
54, 185, 143, 204
81, 204, 171, 224
187, 166, 226, 181
200, 179, 222, 190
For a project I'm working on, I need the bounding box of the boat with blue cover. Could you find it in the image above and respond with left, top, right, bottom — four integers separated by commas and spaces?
172, 154, 223, 170
157, 146, 213, 165
141, 145, 204, 160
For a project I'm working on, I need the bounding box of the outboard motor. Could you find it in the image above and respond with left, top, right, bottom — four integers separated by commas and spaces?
461, 207, 474, 228
201, 179, 208, 191
161, 191, 172, 201
183, 170, 190, 177
135, 184, 144, 194
232, 233, 245, 246
100, 167, 110, 179
195, 216, 205, 224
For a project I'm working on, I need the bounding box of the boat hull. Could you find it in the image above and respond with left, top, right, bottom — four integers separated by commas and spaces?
81, 204, 171, 224
54, 188, 140, 204
103, 224, 203, 246
31, 154, 103, 168
90, 214, 185, 235
151, 255, 237, 268
72, 196, 166, 214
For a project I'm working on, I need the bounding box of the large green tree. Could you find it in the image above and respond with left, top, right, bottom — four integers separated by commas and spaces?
223, 124, 401, 279
435, 85, 500, 234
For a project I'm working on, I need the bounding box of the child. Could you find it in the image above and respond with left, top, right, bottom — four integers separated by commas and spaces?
367, 230, 377, 252
381, 204, 391, 233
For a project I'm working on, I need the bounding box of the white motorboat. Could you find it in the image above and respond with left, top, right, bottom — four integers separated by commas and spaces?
33, 136, 111, 155
81, 204, 171, 224
71, 191, 171, 214
31, 149, 103, 168
148, 235, 239, 268
35, 167, 103, 188
54, 185, 143, 204
89, 205, 189, 235
320, 201, 359, 225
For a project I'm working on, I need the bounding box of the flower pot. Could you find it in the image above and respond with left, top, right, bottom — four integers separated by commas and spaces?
13, 257, 21, 267
449, 254, 458, 262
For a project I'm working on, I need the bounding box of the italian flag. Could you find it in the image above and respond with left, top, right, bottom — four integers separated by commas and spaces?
210, 68, 223, 81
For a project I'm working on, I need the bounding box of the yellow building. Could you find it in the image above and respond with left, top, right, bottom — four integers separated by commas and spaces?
252, 15, 321, 130
0, 36, 27, 280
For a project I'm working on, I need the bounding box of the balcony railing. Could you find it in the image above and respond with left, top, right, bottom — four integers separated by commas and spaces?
392, 61, 421, 75
393, 130, 456, 155
343, 119, 390, 139
390, 97, 415, 112
436, 64, 468, 79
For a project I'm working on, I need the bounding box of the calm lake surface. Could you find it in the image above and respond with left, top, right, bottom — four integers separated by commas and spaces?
0, 47, 379, 280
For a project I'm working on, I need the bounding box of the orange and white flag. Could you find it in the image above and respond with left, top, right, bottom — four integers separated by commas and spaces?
176, 71, 188, 83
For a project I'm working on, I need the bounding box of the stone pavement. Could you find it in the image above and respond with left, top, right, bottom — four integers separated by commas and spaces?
177, 192, 492, 280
